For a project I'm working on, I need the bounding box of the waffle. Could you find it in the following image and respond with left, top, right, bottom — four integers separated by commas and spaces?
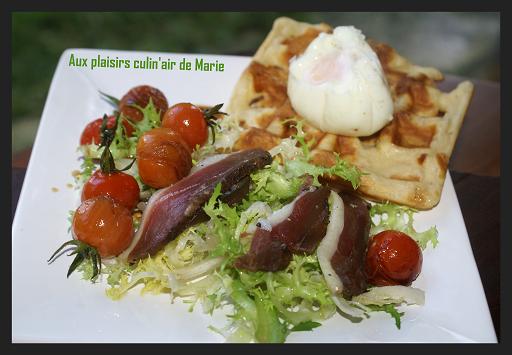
226, 17, 474, 209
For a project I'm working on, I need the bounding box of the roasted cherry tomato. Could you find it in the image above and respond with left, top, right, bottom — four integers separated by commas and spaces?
119, 85, 168, 122
365, 230, 423, 286
136, 127, 192, 188
161, 103, 208, 150
82, 170, 140, 210
80, 115, 134, 145
80, 116, 115, 145
118, 116, 135, 137
72, 196, 134, 258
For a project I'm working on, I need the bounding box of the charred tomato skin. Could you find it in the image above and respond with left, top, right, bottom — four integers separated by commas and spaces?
161, 103, 208, 150
365, 230, 423, 286
72, 196, 134, 258
82, 170, 140, 210
136, 127, 192, 189
119, 85, 168, 122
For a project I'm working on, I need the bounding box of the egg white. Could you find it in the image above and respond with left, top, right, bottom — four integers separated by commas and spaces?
287, 26, 394, 137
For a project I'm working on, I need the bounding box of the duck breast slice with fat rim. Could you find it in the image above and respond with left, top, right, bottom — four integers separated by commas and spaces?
121, 148, 272, 262
317, 190, 370, 299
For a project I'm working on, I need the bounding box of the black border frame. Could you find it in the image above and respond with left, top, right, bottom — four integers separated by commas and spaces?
5, 1, 507, 352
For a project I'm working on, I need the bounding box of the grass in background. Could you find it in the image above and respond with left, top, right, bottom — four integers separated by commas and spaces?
12, 12, 313, 122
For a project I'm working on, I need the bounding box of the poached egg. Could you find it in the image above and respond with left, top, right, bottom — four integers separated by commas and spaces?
287, 26, 394, 137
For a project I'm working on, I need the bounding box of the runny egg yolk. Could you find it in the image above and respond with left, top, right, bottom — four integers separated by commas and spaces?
287, 26, 394, 137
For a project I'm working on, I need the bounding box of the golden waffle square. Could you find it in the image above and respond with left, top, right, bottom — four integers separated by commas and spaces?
226, 17, 474, 209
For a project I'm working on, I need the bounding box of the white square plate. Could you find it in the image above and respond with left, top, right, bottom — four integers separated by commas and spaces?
12, 48, 497, 343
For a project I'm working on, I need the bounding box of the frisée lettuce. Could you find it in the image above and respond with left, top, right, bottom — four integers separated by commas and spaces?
71, 116, 438, 342
101, 155, 353, 342
79, 99, 162, 161
370, 202, 439, 250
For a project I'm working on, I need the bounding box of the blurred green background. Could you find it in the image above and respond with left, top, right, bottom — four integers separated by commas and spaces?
12, 12, 500, 154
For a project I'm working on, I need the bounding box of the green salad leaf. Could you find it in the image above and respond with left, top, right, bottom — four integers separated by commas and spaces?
79, 99, 162, 161
130, 98, 162, 138
105, 251, 173, 300
254, 291, 287, 343
367, 304, 405, 329
290, 321, 322, 332
76, 257, 100, 282
204, 184, 244, 266
80, 113, 436, 341
285, 156, 362, 189
108, 114, 134, 159
103, 174, 337, 342
282, 120, 363, 189
73, 155, 97, 186
67, 210, 75, 233
370, 202, 439, 249
242, 160, 303, 210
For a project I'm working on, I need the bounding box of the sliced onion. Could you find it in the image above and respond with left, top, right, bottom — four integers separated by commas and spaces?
176, 233, 208, 253
241, 202, 273, 234
203, 233, 219, 251
173, 274, 222, 297
172, 257, 224, 281
165, 231, 219, 268
266, 190, 308, 226
331, 295, 366, 319
317, 191, 345, 294
166, 272, 183, 291
166, 246, 186, 268
352, 286, 425, 306
256, 219, 272, 232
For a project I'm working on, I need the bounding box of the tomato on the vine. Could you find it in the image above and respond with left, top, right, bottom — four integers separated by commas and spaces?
72, 196, 134, 258
136, 127, 192, 188
82, 170, 140, 210
80, 115, 134, 145
161, 103, 226, 150
80, 116, 114, 145
365, 230, 423, 286
119, 85, 168, 122
161, 103, 208, 150
81, 114, 140, 210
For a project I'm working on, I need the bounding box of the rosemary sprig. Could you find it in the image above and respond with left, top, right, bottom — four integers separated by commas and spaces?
99, 113, 135, 174
47, 240, 102, 280
99, 91, 120, 108
203, 103, 227, 144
